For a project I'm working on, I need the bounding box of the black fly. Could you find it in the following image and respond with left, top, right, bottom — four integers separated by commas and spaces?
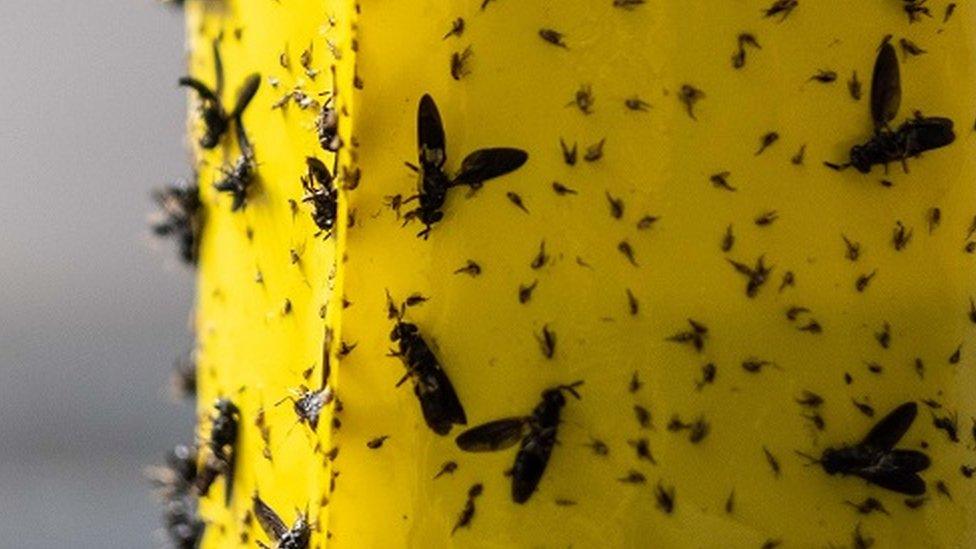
825, 39, 954, 173
300, 157, 338, 238
455, 381, 583, 503
386, 292, 467, 435
727, 255, 773, 297
798, 401, 930, 495
150, 177, 201, 265
213, 119, 257, 212
195, 398, 240, 505
252, 493, 310, 549
402, 94, 528, 238
179, 40, 260, 150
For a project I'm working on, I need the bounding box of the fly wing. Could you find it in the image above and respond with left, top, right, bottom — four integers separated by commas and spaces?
860, 469, 927, 496
229, 73, 261, 120
871, 40, 901, 129
861, 401, 917, 451
178, 77, 220, 103
455, 418, 529, 452
252, 494, 289, 542
452, 148, 528, 188
889, 448, 932, 473
415, 367, 468, 435
418, 94, 446, 169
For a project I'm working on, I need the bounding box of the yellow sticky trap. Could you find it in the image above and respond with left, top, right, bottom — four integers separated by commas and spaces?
188, 0, 976, 546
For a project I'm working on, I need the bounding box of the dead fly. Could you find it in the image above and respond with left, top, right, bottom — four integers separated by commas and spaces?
252, 493, 310, 549
808, 69, 837, 83
696, 363, 717, 390
300, 157, 338, 238
316, 86, 341, 153
276, 379, 334, 433
667, 415, 709, 443
452, 483, 483, 534
568, 84, 594, 114
507, 192, 529, 212
731, 33, 761, 69
727, 255, 773, 297
386, 292, 467, 435
195, 398, 240, 505
742, 358, 778, 373
585, 438, 610, 456
626, 289, 639, 315
618, 470, 646, 484
927, 207, 941, 233
932, 410, 959, 443
450, 46, 473, 80
613, 0, 645, 9
559, 138, 578, 166
634, 405, 652, 429
721, 225, 735, 252
791, 144, 806, 165
856, 270, 877, 292
903, 0, 931, 23
605, 192, 624, 218
666, 319, 708, 352
763, 446, 781, 477
150, 178, 201, 265
518, 280, 538, 303
763, 0, 798, 20
168, 351, 197, 400
179, 40, 260, 149
536, 324, 557, 359
849, 71, 862, 100
852, 398, 876, 417
842, 234, 861, 261
617, 240, 638, 266
539, 29, 568, 48
654, 482, 676, 514
845, 496, 890, 515
678, 84, 705, 120
875, 322, 891, 349
798, 401, 930, 495
213, 119, 257, 212
443, 18, 465, 40
454, 260, 482, 276
160, 497, 205, 549
584, 138, 606, 162
366, 435, 390, 449
435, 461, 458, 479
455, 381, 583, 503
531, 241, 549, 269
710, 171, 736, 191
945, 3, 957, 23
629, 371, 643, 393
146, 444, 198, 499
892, 221, 913, 250
754, 210, 778, 226
401, 94, 528, 238
625, 96, 651, 111
636, 215, 659, 230
899, 38, 926, 57
755, 132, 779, 155
824, 40, 954, 173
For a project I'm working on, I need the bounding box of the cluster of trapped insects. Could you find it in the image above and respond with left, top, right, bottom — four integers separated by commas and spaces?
145, 0, 973, 547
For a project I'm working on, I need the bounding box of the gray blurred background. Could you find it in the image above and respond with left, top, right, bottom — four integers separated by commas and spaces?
0, 1, 194, 546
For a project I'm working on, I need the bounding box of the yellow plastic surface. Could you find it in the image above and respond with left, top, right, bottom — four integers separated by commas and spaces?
189, 0, 976, 546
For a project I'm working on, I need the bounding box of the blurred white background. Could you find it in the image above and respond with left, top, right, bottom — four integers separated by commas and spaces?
0, 1, 196, 546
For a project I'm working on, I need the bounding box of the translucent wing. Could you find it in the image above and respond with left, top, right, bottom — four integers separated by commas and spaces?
418, 94, 446, 169
871, 41, 901, 129
451, 148, 529, 187
861, 401, 917, 451
455, 418, 529, 452
252, 494, 288, 542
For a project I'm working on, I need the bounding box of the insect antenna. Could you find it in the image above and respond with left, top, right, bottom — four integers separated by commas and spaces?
794, 450, 821, 466
557, 380, 585, 399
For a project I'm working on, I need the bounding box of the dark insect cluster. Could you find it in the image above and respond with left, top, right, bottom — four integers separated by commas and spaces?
398, 94, 528, 238
150, 177, 202, 265
213, 121, 258, 212
456, 381, 583, 503
825, 40, 954, 173
195, 398, 241, 505
386, 292, 468, 435
146, 443, 205, 548
252, 493, 311, 549
799, 402, 930, 495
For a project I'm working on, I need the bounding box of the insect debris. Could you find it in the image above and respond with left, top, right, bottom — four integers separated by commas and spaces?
455, 381, 583, 503
300, 156, 339, 238
150, 177, 202, 266
195, 398, 240, 506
